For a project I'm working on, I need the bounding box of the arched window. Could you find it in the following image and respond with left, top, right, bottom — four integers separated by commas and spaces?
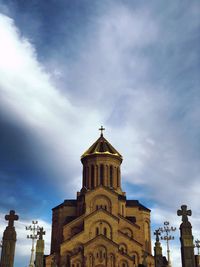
103, 227, 107, 237
100, 164, 104, 185
110, 254, 115, 267
121, 261, 128, 267
119, 244, 127, 254
86, 166, 89, 187
83, 167, 86, 187
96, 227, 99, 236
100, 250, 103, 259
91, 165, 94, 188
117, 167, 120, 187
122, 205, 124, 216
110, 166, 113, 187
89, 254, 93, 267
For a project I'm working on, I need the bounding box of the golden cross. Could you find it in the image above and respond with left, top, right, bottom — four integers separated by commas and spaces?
99, 126, 105, 136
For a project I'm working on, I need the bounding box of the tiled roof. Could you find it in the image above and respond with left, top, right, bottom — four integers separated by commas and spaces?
81, 134, 122, 159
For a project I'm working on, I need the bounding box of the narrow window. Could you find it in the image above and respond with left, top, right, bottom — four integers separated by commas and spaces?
103, 227, 107, 237
96, 166, 98, 185
100, 250, 102, 259
83, 167, 86, 187
86, 166, 89, 188
100, 164, 104, 185
122, 205, 124, 216
91, 165, 94, 188
96, 227, 99, 236
117, 167, 119, 187
110, 166, 113, 187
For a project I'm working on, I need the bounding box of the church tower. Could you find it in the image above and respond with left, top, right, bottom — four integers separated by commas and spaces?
46, 129, 155, 267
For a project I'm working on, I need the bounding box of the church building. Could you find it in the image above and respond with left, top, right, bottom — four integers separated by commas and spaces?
46, 129, 155, 267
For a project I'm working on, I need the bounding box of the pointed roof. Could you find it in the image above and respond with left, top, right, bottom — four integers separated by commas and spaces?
81, 133, 122, 160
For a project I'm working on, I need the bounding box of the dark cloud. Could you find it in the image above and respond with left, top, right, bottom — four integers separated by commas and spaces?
0, 0, 102, 61
0, 111, 62, 217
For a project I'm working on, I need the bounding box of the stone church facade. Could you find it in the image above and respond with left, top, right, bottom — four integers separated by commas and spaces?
46, 132, 155, 267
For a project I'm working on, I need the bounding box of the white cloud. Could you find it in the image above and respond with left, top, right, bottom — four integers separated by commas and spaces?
0, 13, 103, 195
0, 2, 200, 266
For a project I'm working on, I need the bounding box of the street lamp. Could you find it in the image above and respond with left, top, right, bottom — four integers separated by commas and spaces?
195, 239, 200, 255
26, 221, 40, 267
159, 221, 176, 267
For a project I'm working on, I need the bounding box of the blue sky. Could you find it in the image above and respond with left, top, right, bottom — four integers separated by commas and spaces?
0, 1, 200, 266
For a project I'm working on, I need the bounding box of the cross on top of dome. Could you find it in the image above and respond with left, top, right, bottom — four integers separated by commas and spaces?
99, 126, 105, 137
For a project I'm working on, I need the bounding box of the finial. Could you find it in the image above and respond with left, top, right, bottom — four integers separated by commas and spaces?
99, 126, 105, 137
154, 229, 161, 242
5, 210, 19, 227
177, 205, 192, 223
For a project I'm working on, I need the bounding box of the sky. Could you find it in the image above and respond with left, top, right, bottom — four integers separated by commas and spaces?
0, 0, 199, 266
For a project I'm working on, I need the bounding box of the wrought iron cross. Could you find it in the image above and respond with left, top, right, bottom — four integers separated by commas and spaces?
5, 210, 19, 227
195, 239, 200, 255
99, 126, 105, 136
154, 229, 161, 242
177, 205, 192, 222
37, 227, 45, 240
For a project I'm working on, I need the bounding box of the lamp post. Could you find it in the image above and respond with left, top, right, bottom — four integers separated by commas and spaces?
195, 239, 200, 255
159, 221, 176, 267
195, 239, 200, 267
26, 221, 39, 267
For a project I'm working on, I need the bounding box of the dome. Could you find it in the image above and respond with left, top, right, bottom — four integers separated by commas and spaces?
81, 134, 122, 161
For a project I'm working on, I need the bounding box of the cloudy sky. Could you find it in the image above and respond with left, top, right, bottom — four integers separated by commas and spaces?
0, 0, 199, 266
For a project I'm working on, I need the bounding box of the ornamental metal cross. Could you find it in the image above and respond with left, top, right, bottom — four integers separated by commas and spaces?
195, 239, 200, 255
154, 229, 161, 242
37, 227, 45, 240
5, 210, 19, 227
99, 126, 105, 136
177, 205, 192, 222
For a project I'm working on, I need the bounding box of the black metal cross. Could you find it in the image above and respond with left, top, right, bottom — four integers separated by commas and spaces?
99, 126, 105, 136
195, 239, 200, 255
154, 229, 161, 242
37, 227, 45, 240
5, 210, 19, 227
177, 205, 192, 222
